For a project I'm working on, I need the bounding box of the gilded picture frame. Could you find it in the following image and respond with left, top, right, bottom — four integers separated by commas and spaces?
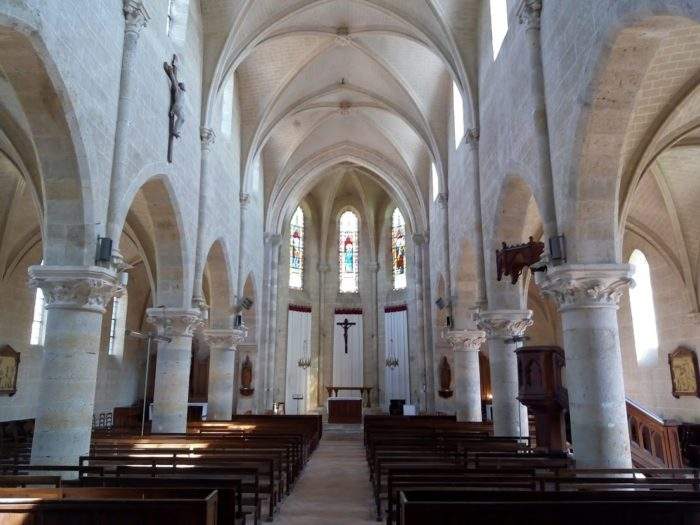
668, 346, 699, 399
0, 345, 20, 397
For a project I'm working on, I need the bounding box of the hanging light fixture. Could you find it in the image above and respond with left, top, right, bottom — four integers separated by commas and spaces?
385, 337, 399, 369
298, 339, 311, 369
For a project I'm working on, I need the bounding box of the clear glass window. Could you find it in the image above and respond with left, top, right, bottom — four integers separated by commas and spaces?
629, 250, 659, 366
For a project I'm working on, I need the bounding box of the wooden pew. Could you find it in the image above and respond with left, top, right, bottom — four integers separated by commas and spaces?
0, 487, 218, 525
398, 489, 700, 525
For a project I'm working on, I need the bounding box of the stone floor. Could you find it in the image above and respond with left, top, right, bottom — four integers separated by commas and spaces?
274, 424, 377, 524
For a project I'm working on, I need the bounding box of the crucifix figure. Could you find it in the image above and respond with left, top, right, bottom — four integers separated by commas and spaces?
163, 54, 186, 163
337, 317, 356, 354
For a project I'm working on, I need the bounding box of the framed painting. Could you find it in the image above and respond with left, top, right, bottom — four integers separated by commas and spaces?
0, 345, 20, 396
668, 346, 699, 399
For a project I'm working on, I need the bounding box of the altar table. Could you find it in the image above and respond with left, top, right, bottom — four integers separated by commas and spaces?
325, 386, 373, 408
328, 397, 363, 424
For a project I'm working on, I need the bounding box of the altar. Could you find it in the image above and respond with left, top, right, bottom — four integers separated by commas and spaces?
327, 397, 363, 424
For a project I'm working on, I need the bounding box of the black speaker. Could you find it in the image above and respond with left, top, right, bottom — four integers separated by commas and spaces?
96, 237, 113, 263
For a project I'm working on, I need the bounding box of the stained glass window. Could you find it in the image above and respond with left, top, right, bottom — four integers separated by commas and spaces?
392, 208, 407, 290
289, 207, 304, 289
339, 211, 359, 293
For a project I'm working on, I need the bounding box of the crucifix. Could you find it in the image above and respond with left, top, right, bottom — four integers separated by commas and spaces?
163, 54, 186, 163
336, 317, 356, 354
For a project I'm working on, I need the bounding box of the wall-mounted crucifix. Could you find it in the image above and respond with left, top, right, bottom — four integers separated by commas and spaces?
336, 317, 356, 354
164, 54, 186, 163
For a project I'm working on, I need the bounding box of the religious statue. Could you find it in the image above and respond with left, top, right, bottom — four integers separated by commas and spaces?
336, 317, 356, 354
239, 354, 254, 397
438, 356, 453, 398
163, 54, 186, 163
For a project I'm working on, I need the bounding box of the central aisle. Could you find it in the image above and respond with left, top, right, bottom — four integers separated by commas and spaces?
275, 425, 377, 524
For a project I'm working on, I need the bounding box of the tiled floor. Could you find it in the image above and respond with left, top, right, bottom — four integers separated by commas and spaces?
274, 427, 377, 524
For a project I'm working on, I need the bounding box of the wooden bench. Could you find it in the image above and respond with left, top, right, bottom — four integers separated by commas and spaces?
0, 487, 218, 525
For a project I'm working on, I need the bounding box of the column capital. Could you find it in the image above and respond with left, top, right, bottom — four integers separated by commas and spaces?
476, 309, 533, 339
264, 232, 282, 247
203, 328, 246, 349
537, 263, 634, 311
518, 0, 542, 29
239, 193, 250, 208
436, 193, 448, 209
200, 127, 216, 150
29, 265, 118, 314
146, 307, 202, 338
445, 329, 486, 352
123, 0, 150, 33
412, 232, 428, 246
465, 128, 480, 150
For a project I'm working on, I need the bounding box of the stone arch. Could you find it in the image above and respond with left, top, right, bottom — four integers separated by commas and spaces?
120, 177, 188, 308
203, 239, 234, 329
488, 175, 543, 310
0, 6, 95, 265
569, 13, 700, 264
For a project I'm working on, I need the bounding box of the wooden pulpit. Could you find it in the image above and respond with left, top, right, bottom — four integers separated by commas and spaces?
516, 345, 568, 453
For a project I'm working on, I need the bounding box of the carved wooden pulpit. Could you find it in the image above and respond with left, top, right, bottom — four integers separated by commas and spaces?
516, 345, 568, 453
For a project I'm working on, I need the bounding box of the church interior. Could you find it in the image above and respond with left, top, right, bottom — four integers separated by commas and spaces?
1, 0, 700, 523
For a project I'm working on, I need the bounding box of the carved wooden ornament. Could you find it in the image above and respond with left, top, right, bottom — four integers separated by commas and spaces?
0, 345, 20, 396
669, 346, 699, 399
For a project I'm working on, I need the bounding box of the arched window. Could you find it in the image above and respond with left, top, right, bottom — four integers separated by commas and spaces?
392, 208, 407, 290
30, 287, 46, 346
339, 211, 359, 293
629, 249, 659, 366
108, 291, 128, 357
289, 207, 304, 290
490, 0, 508, 59
452, 82, 465, 146
166, 0, 190, 44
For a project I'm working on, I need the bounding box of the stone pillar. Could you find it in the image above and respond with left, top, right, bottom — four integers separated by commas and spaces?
106, 0, 150, 240
192, 127, 216, 305
476, 310, 533, 436
466, 129, 488, 307
236, 193, 250, 293
436, 193, 454, 320
538, 264, 634, 468
412, 233, 433, 412
204, 328, 246, 420
518, 0, 557, 239
316, 263, 330, 407
367, 261, 380, 408
28, 265, 118, 466
445, 329, 486, 422
147, 308, 201, 433
261, 233, 281, 411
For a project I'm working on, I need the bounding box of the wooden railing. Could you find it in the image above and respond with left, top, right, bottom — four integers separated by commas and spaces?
626, 397, 683, 468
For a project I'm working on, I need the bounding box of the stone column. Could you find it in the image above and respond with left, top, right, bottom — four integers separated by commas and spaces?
28, 265, 118, 466
204, 328, 246, 420
147, 308, 201, 433
476, 310, 533, 436
412, 233, 433, 412
466, 129, 488, 307
436, 193, 454, 320
445, 329, 486, 422
518, 0, 557, 239
192, 127, 216, 306
236, 193, 250, 294
367, 261, 380, 408
316, 263, 330, 407
261, 233, 281, 411
106, 0, 150, 240
538, 264, 634, 468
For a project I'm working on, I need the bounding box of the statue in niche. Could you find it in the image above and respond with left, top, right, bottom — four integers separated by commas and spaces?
240, 354, 254, 397
163, 54, 186, 162
669, 346, 699, 398
438, 356, 453, 398
0, 345, 20, 396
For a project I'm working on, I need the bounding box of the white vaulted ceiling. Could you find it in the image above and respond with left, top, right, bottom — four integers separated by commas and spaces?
202, 0, 480, 230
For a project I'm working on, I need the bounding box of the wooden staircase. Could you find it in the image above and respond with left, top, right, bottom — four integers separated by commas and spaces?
626, 397, 684, 468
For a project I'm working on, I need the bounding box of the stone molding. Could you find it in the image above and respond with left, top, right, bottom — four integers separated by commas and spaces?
445, 329, 486, 352
318, 263, 331, 273
465, 128, 480, 150
239, 193, 250, 208
537, 264, 634, 311
436, 193, 448, 209
123, 0, 149, 32
518, 0, 542, 29
203, 328, 246, 349
412, 233, 428, 245
200, 127, 216, 149
264, 233, 282, 247
476, 309, 533, 339
28, 265, 119, 314
146, 308, 202, 338
366, 261, 380, 272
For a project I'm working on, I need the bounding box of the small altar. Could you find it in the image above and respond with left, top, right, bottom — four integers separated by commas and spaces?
325, 386, 373, 408
327, 397, 363, 424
